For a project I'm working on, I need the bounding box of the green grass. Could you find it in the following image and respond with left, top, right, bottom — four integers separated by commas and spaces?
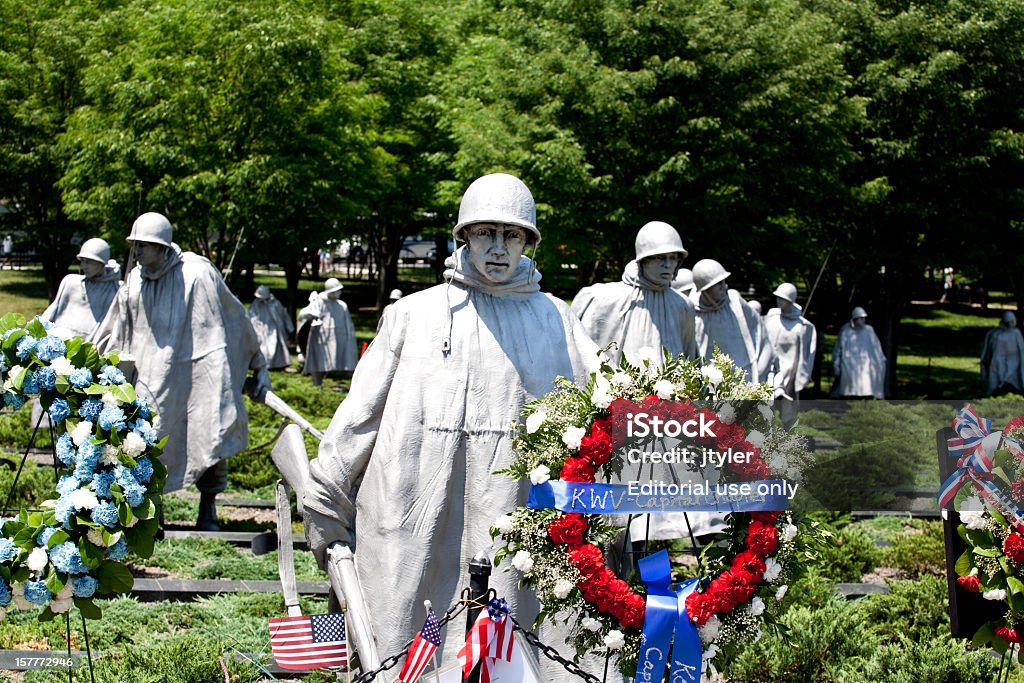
0, 267, 50, 318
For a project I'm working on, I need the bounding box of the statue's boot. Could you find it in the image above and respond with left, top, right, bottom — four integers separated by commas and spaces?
196, 492, 222, 532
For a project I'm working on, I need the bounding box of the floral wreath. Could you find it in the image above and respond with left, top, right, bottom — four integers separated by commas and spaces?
950, 408, 1024, 657
0, 314, 165, 623
492, 348, 805, 678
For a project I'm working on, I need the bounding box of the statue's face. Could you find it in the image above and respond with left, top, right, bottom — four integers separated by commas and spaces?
326, 289, 343, 300
79, 259, 105, 279
852, 316, 867, 329
776, 296, 793, 313
639, 254, 680, 288
135, 241, 167, 270
465, 222, 528, 283
701, 280, 728, 305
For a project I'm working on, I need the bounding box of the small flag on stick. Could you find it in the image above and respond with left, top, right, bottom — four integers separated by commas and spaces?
269, 612, 348, 670
398, 606, 442, 683
457, 598, 515, 683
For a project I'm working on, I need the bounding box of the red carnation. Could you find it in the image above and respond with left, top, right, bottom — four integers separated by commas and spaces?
1005, 533, 1024, 565
1005, 416, 1024, 439
747, 521, 780, 557
996, 626, 1024, 644
548, 514, 588, 546
580, 427, 613, 467
956, 574, 981, 593
751, 511, 781, 525
732, 550, 767, 577
685, 591, 715, 626
560, 457, 596, 482
568, 544, 605, 578
621, 594, 646, 629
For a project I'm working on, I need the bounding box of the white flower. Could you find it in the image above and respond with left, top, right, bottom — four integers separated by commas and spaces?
494, 515, 515, 535
610, 371, 632, 389
757, 402, 774, 422
13, 592, 32, 610
582, 617, 602, 632
961, 510, 988, 531
101, 445, 121, 467
87, 529, 107, 547
71, 421, 94, 446
553, 579, 574, 600
746, 430, 765, 448
698, 615, 721, 642
775, 584, 788, 602
603, 630, 625, 651
101, 392, 120, 408
122, 432, 147, 458
526, 410, 547, 434
701, 366, 724, 386
562, 426, 586, 450
68, 488, 99, 511
782, 524, 798, 542
125, 515, 138, 528
961, 494, 985, 511
529, 465, 551, 485
718, 403, 736, 424
49, 357, 75, 376
57, 583, 74, 600
763, 558, 782, 583
27, 547, 48, 572
636, 347, 658, 364
984, 589, 1007, 601
50, 597, 73, 614
748, 596, 766, 617
591, 384, 613, 410
511, 551, 534, 575
653, 379, 675, 399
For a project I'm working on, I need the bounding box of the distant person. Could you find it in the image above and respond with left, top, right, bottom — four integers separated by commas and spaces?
96, 212, 271, 530
831, 306, 886, 399
981, 312, 1024, 396
297, 277, 358, 387
764, 283, 816, 428
41, 238, 121, 340
1, 234, 12, 270
248, 285, 294, 370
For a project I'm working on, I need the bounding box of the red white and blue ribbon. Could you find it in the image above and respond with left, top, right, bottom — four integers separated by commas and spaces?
457, 597, 514, 683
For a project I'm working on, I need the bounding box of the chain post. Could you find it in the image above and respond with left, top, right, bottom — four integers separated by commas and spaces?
466, 552, 492, 683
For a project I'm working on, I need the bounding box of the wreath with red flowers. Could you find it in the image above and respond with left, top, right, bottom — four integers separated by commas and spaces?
492, 350, 805, 676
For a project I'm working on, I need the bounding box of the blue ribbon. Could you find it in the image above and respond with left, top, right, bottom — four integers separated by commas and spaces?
634, 550, 703, 683
528, 480, 790, 514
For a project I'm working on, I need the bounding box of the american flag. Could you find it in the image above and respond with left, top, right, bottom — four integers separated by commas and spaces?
457, 599, 515, 683
268, 612, 347, 670
397, 608, 442, 683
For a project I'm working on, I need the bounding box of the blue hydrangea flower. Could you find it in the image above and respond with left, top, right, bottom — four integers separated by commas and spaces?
57, 474, 80, 497
55, 433, 76, 466
3, 392, 26, 410
114, 467, 146, 507
21, 371, 39, 395
0, 578, 11, 606
134, 420, 159, 447
72, 575, 99, 599
50, 541, 88, 575
48, 398, 71, 424
98, 365, 125, 386
132, 457, 154, 485
74, 441, 101, 482
55, 498, 76, 528
0, 537, 16, 562
24, 579, 53, 606
133, 396, 153, 419
15, 335, 37, 360
34, 336, 66, 363
35, 366, 57, 391
91, 501, 119, 528
69, 367, 93, 389
91, 470, 116, 499
36, 527, 59, 547
78, 398, 103, 422
98, 405, 126, 432
0, 355, 6, 372
106, 537, 127, 561
123, 483, 145, 508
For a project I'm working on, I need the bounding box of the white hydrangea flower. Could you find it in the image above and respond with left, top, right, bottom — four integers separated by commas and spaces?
718, 403, 736, 424
125, 515, 139, 528
529, 465, 551, 485
775, 584, 788, 602
653, 379, 675, 400
50, 597, 73, 614
698, 615, 721, 642
13, 591, 32, 610
122, 431, 147, 458
49, 357, 75, 376
701, 366, 724, 386
562, 426, 586, 450
87, 529, 107, 547
782, 524, 798, 542
984, 589, 1007, 601
494, 515, 515, 535
526, 410, 547, 434
591, 383, 613, 409
763, 558, 782, 583
553, 579, 574, 600
71, 421, 94, 446
603, 630, 625, 651
582, 617, 602, 632
511, 551, 534, 575
610, 372, 632, 389
748, 596, 766, 617
746, 430, 765, 448
101, 445, 121, 467
101, 392, 119, 408
27, 547, 48, 572
636, 347, 658, 364
757, 402, 774, 422
57, 583, 74, 600
69, 488, 99, 511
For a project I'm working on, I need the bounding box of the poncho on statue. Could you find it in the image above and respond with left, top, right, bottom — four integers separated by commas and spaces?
832, 319, 886, 398
41, 264, 121, 340
695, 288, 776, 383
303, 248, 599, 678
249, 288, 294, 370
297, 293, 357, 374
764, 304, 816, 399
96, 245, 265, 491
571, 260, 697, 366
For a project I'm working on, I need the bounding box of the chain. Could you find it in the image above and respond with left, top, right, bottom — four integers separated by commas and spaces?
507, 614, 605, 683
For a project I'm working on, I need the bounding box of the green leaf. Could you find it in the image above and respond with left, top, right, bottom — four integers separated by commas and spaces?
97, 561, 134, 594
45, 570, 65, 596
38, 606, 57, 623
974, 547, 1000, 558
78, 538, 104, 570
26, 318, 47, 339
1008, 576, 1024, 596
955, 550, 973, 576
110, 383, 136, 404
74, 597, 103, 620
47, 530, 70, 549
